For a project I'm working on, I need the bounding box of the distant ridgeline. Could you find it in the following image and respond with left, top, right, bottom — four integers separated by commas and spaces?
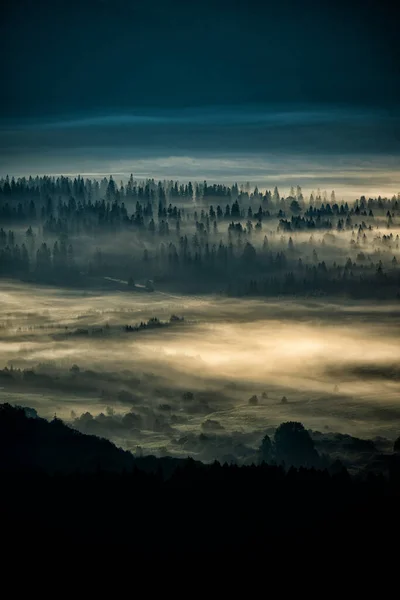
0, 176, 399, 298
1, 403, 400, 551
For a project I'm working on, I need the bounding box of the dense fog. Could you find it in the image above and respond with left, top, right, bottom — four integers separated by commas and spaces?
1, 281, 399, 466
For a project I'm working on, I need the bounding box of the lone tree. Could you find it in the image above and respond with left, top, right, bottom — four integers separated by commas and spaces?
274, 421, 319, 468
260, 433, 272, 463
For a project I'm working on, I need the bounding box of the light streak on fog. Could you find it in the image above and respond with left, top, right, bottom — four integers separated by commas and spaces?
1, 280, 399, 458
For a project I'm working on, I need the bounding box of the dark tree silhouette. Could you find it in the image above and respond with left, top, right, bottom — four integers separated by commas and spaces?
260, 433, 272, 463
274, 421, 320, 468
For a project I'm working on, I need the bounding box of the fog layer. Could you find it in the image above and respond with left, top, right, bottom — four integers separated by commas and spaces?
1, 281, 399, 461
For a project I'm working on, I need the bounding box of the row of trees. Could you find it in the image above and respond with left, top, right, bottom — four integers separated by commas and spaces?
1, 174, 399, 214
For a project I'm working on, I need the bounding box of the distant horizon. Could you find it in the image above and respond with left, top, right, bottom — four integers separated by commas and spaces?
1, 169, 399, 203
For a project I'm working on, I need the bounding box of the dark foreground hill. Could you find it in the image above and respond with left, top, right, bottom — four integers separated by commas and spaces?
0, 402, 188, 476
1, 403, 400, 555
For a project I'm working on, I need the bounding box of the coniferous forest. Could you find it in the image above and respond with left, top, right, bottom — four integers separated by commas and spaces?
1, 175, 399, 299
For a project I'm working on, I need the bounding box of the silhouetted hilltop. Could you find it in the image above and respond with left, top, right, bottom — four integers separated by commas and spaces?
0, 403, 135, 473
2, 403, 399, 476
0, 402, 194, 476
1, 403, 400, 553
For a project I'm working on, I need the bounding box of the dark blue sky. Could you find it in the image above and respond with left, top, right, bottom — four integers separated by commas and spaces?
1, 0, 399, 117
1, 0, 399, 193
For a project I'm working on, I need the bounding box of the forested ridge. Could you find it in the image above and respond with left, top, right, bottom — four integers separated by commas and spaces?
2, 403, 400, 553
1, 175, 399, 298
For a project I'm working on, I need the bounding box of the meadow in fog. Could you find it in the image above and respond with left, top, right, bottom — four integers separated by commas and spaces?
1, 279, 399, 465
